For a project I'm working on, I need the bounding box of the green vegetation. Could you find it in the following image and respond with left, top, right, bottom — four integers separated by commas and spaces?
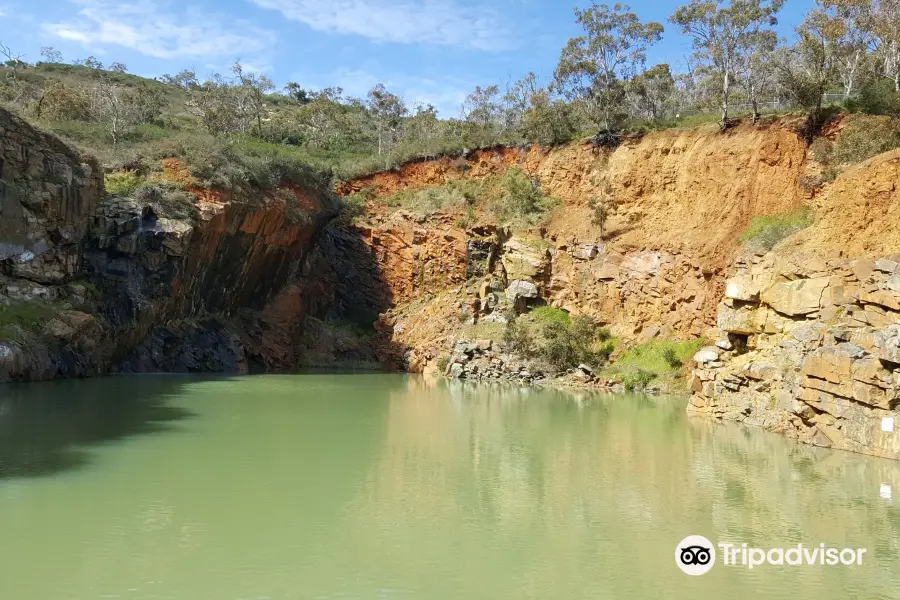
380, 168, 556, 227
104, 171, 145, 196
812, 115, 900, 176
622, 369, 657, 392
608, 338, 705, 392
0, 301, 58, 341
529, 306, 571, 328
503, 308, 614, 373
1, 0, 900, 199
740, 207, 814, 251
133, 182, 197, 220
497, 168, 557, 225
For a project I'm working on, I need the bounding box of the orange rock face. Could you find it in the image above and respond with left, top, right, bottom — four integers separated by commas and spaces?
334, 121, 812, 366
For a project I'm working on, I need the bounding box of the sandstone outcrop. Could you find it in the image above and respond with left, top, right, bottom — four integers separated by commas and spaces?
689, 251, 900, 459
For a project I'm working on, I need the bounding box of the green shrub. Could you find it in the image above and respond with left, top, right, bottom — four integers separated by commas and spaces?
499, 167, 544, 220
133, 181, 196, 220
614, 338, 704, 381
830, 115, 900, 166
740, 207, 813, 251
538, 314, 613, 372
622, 368, 656, 392
336, 193, 365, 225
662, 347, 682, 369
810, 137, 833, 164
105, 171, 146, 196
845, 78, 900, 116
503, 317, 536, 358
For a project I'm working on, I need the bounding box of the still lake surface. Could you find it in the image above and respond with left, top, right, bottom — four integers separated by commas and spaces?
1, 374, 900, 599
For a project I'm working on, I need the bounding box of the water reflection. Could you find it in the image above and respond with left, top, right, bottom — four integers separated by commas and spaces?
2, 374, 900, 599
335, 378, 900, 599
0, 377, 194, 479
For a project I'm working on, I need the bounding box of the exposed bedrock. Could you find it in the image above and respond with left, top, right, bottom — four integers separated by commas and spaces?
0, 107, 337, 381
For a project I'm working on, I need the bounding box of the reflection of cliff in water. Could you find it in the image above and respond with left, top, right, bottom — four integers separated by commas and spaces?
0, 376, 194, 479
334, 383, 900, 598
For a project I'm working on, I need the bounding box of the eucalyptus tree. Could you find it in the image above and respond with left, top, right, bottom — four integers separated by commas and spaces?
627, 63, 676, 122
39, 47, 63, 64
366, 83, 407, 156
232, 61, 275, 137
670, 0, 784, 129
462, 85, 503, 131
554, 3, 664, 132
869, 0, 900, 91
736, 28, 779, 122
818, 0, 875, 98
775, 8, 840, 135
502, 72, 540, 134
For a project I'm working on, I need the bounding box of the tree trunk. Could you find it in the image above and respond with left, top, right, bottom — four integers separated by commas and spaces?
749, 81, 759, 124
720, 70, 730, 131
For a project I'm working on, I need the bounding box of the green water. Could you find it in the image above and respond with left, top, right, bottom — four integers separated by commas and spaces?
1, 374, 900, 599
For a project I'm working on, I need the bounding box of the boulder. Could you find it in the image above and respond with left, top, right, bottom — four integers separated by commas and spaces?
743, 362, 779, 381
724, 275, 760, 302
449, 363, 465, 379
573, 244, 598, 261
693, 346, 721, 364
718, 304, 767, 334
501, 237, 550, 281
505, 280, 539, 301
875, 258, 899, 274
715, 338, 734, 351
760, 277, 830, 316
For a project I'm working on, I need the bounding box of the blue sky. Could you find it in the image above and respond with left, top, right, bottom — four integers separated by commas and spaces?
2, 0, 816, 117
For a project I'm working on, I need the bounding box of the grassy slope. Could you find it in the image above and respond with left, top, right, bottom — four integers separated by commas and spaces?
4, 64, 367, 184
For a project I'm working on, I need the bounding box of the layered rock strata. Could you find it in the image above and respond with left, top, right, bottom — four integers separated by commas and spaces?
689, 251, 900, 459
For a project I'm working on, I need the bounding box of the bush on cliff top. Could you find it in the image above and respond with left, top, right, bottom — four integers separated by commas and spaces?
496, 168, 557, 225
811, 114, 900, 182
105, 171, 145, 196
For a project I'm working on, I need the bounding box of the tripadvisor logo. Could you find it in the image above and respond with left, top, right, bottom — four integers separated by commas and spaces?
675, 535, 716, 575
675, 535, 867, 575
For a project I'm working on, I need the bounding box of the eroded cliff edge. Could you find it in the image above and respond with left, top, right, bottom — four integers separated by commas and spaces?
0, 107, 339, 381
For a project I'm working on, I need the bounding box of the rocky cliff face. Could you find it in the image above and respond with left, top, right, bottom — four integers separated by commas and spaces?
0, 108, 336, 381
334, 119, 900, 459
335, 121, 810, 372
688, 148, 900, 460
689, 251, 900, 459
0, 108, 103, 282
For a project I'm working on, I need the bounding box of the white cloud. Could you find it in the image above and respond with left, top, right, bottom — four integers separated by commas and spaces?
249, 0, 513, 51
42, 0, 276, 60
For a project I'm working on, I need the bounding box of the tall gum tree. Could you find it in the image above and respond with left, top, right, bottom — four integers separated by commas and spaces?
670, 0, 784, 130
553, 3, 664, 133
